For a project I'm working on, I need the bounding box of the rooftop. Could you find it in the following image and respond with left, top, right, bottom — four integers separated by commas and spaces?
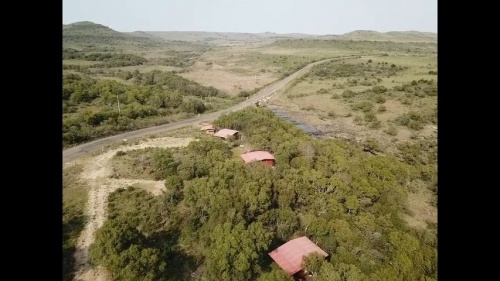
214, 128, 239, 138
268, 236, 328, 276
240, 151, 275, 164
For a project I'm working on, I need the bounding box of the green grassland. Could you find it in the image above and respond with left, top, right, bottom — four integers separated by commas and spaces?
266, 51, 437, 149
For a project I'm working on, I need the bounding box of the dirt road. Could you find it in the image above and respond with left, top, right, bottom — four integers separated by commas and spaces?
63, 58, 337, 164
72, 137, 193, 281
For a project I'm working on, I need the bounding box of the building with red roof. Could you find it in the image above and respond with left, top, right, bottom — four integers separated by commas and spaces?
240, 151, 275, 166
268, 236, 328, 277
213, 128, 239, 139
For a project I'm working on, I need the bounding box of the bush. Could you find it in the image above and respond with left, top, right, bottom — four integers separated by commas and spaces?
369, 120, 382, 129
408, 120, 424, 130
363, 137, 382, 152
378, 105, 387, 112
385, 125, 398, 136
317, 88, 329, 94
353, 101, 374, 112
331, 93, 341, 99
353, 115, 363, 125
372, 85, 388, 94
364, 111, 377, 122
342, 89, 356, 98
375, 96, 386, 104
238, 91, 252, 97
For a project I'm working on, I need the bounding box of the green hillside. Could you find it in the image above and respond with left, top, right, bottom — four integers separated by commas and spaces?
63, 21, 167, 49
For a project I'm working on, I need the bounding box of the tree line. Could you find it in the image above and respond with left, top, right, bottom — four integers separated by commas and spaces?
62, 71, 230, 147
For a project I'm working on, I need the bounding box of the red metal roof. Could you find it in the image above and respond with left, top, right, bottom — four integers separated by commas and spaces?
268, 236, 328, 276
240, 151, 275, 164
214, 129, 239, 138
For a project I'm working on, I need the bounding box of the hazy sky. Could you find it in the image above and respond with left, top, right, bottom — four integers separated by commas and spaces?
63, 0, 437, 35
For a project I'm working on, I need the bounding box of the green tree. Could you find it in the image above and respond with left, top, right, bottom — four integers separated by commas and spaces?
205, 222, 271, 281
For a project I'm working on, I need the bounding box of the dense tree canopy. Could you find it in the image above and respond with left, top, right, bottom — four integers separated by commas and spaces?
89, 107, 437, 281
62, 72, 231, 146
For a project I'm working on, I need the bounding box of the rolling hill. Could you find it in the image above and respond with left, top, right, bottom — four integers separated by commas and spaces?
63, 21, 437, 48
63, 21, 167, 49
336, 30, 437, 42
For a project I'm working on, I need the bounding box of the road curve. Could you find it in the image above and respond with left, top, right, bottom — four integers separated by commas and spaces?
63, 58, 336, 163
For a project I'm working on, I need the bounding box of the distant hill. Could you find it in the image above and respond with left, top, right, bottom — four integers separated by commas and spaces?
63, 21, 167, 49
63, 21, 437, 47
336, 30, 437, 42
144, 31, 312, 43
146, 30, 435, 43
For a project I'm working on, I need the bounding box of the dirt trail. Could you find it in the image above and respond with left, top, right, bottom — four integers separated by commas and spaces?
72, 137, 193, 281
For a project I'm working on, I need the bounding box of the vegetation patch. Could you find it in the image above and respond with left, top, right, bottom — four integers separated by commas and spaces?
63, 164, 88, 281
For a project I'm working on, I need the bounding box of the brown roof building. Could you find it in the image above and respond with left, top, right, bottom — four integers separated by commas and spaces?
240, 151, 275, 166
213, 128, 239, 139
268, 236, 328, 276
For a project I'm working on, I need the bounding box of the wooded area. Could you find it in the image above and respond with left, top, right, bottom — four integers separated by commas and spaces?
87, 107, 437, 281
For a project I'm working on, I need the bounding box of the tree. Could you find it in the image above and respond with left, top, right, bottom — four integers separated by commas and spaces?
88, 218, 168, 281
302, 252, 327, 276
205, 222, 271, 281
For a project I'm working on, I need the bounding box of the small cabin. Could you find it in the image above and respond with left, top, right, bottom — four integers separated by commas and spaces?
268, 236, 328, 279
213, 128, 239, 139
240, 151, 275, 166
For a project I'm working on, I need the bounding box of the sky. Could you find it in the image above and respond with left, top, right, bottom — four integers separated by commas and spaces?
63, 0, 437, 35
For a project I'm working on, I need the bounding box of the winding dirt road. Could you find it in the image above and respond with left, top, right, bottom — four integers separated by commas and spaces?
72, 137, 194, 281
63, 58, 338, 164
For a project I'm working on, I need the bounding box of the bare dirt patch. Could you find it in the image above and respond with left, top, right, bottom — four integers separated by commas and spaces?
72, 137, 193, 281
179, 61, 277, 95
404, 187, 437, 230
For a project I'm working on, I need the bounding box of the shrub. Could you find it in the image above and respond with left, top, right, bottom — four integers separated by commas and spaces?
317, 88, 329, 94
385, 125, 398, 136
378, 105, 387, 112
353, 115, 363, 125
238, 91, 251, 97
354, 101, 374, 112
375, 96, 386, 104
364, 111, 377, 122
363, 137, 382, 152
342, 89, 356, 98
369, 120, 382, 129
408, 120, 424, 130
